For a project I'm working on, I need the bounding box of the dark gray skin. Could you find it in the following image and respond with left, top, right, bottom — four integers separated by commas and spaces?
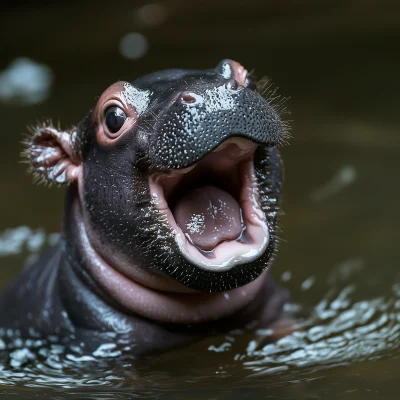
0, 60, 291, 355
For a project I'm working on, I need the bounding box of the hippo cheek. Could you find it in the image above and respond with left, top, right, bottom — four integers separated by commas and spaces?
149, 137, 270, 272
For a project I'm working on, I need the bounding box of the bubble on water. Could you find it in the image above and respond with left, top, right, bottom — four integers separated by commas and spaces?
47, 232, 61, 246
9, 348, 36, 369
26, 229, 46, 252
119, 33, 149, 60
0, 58, 53, 105
301, 276, 316, 291
281, 270, 292, 282
0, 226, 60, 256
0, 226, 31, 255
134, 3, 168, 27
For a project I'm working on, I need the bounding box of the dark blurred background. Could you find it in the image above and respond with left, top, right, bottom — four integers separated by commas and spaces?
1, 0, 400, 229
1, 1, 400, 398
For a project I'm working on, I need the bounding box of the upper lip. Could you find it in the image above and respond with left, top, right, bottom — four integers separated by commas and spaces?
158, 137, 257, 201
150, 87, 286, 170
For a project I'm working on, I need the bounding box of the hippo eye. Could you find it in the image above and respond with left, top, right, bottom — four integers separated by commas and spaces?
104, 106, 127, 134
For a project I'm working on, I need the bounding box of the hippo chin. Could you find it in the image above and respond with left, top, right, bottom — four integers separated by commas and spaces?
0, 59, 291, 354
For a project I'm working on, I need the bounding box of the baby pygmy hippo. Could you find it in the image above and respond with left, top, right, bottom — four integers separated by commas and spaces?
0, 59, 291, 354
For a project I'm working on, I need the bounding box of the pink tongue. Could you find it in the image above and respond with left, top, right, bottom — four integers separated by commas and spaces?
173, 185, 243, 251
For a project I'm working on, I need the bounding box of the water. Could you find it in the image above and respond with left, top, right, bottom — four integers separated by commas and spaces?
1, 1, 400, 398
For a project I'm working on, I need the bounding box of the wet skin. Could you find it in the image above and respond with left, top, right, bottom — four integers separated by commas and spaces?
0, 60, 291, 354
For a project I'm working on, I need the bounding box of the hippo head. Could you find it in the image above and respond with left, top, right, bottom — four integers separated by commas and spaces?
28, 59, 289, 298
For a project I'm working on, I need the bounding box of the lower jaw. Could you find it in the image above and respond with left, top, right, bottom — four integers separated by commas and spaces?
150, 156, 269, 272
69, 194, 268, 324
173, 189, 269, 272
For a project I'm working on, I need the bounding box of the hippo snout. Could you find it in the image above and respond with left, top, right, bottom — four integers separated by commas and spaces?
150, 80, 285, 170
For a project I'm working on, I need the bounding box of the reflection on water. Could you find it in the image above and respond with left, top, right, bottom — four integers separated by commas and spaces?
245, 284, 400, 373
1, 0, 400, 398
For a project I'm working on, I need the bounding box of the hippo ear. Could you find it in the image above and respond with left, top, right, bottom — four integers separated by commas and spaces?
215, 59, 248, 86
26, 125, 82, 184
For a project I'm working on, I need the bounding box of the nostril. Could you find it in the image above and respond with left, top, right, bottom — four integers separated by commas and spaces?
180, 92, 197, 104
226, 78, 239, 90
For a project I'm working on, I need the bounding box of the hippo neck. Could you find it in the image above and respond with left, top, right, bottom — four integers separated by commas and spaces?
62, 183, 272, 327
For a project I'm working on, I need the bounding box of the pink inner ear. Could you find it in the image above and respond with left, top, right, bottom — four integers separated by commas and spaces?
30, 127, 81, 184
230, 61, 248, 86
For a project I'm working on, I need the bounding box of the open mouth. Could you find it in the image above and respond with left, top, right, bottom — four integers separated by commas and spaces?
149, 138, 269, 272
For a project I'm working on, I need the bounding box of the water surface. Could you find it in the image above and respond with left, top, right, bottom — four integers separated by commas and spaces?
1, 1, 400, 398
